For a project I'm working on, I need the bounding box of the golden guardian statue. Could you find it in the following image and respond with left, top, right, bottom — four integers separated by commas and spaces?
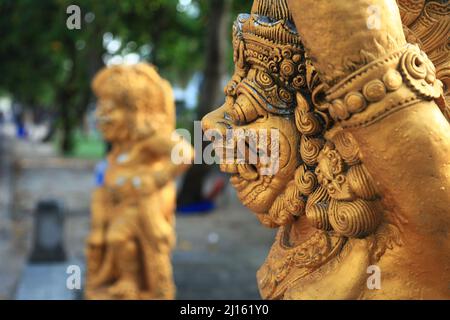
202, 0, 449, 299
86, 63, 193, 299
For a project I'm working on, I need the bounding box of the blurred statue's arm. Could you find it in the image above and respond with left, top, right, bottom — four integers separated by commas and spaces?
88, 187, 110, 246
141, 134, 194, 192
151, 133, 195, 183
114, 135, 194, 196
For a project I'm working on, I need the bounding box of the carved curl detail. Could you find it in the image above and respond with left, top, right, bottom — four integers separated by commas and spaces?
295, 92, 323, 136
300, 136, 325, 166
310, 134, 383, 237
399, 45, 442, 99
332, 131, 361, 165
295, 164, 317, 196
347, 165, 379, 200
329, 199, 382, 238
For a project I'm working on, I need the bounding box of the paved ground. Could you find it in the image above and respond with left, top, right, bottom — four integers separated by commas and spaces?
0, 136, 275, 300
173, 200, 275, 299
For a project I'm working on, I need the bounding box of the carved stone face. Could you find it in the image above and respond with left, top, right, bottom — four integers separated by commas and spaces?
202, 13, 308, 217
203, 76, 300, 214
96, 98, 133, 143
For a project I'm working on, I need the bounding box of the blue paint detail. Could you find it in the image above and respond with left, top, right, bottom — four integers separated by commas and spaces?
94, 159, 108, 187
177, 201, 215, 214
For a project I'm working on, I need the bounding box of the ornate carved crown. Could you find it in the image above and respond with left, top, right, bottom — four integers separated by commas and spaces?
230, 0, 307, 115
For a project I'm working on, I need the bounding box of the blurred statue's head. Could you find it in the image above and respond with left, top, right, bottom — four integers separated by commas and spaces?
92, 63, 175, 143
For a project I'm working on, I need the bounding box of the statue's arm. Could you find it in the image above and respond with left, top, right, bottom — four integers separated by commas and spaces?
137, 160, 191, 194
131, 137, 194, 195
288, 0, 450, 291
287, 0, 407, 86
106, 131, 193, 196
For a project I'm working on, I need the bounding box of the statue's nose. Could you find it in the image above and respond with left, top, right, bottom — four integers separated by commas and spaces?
201, 105, 232, 136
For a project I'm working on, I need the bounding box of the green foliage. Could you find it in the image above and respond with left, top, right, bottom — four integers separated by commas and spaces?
66, 130, 106, 159
0, 0, 206, 104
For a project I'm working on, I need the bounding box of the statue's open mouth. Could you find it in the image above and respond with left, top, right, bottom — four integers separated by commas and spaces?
217, 147, 268, 202
214, 130, 276, 182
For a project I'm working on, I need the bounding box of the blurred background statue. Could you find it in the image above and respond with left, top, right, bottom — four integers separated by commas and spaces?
203, 0, 449, 299
86, 63, 193, 299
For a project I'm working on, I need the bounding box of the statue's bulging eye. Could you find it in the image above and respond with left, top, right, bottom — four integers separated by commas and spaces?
231, 94, 262, 125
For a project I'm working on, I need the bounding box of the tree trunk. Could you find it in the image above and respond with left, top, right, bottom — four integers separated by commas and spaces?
177, 0, 232, 207
58, 87, 75, 154
58, 29, 104, 155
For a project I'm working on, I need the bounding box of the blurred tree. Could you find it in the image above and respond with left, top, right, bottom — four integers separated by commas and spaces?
177, 0, 231, 206
177, 0, 252, 206
0, 0, 204, 153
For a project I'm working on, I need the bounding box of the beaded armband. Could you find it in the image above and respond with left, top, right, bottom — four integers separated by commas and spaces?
324, 44, 443, 128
